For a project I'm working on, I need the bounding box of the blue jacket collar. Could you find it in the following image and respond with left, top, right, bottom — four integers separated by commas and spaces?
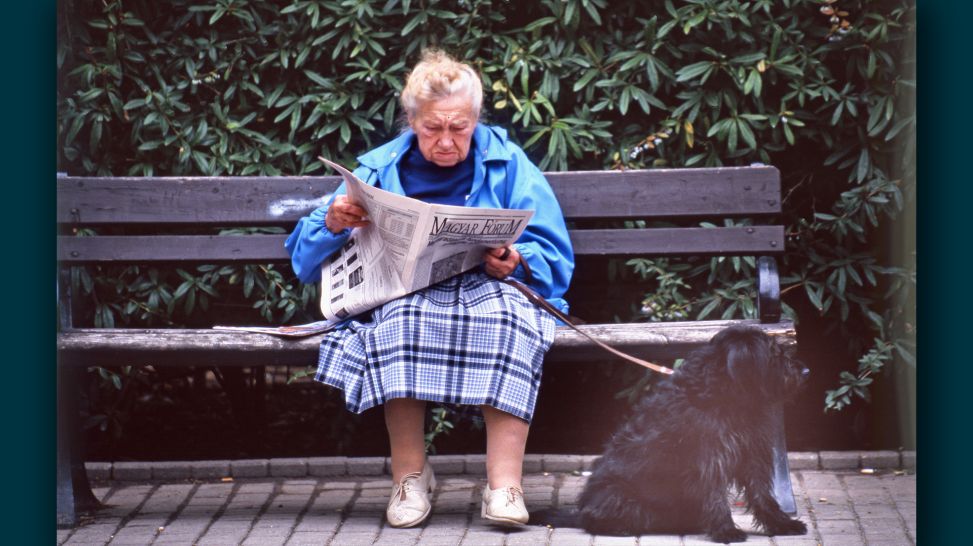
356, 123, 513, 170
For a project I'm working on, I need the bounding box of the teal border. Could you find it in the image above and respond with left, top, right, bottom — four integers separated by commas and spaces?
919, 2, 967, 543
1, 0, 55, 538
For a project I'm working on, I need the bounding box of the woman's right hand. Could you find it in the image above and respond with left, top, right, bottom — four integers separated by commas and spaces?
325, 195, 370, 233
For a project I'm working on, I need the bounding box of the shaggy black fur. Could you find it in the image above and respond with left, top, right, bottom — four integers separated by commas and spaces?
541, 325, 809, 543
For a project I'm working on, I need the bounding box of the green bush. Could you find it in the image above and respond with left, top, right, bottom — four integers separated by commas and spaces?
57, 0, 915, 412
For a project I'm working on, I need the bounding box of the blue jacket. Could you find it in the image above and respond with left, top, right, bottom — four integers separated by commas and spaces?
285, 124, 575, 312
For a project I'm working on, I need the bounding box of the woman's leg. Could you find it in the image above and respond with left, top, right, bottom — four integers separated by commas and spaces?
481, 405, 530, 489
384, 398, 428, 482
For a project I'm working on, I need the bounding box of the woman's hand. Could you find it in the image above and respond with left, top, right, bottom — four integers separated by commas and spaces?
325, 195, 370, 233
484, 246, 520, 279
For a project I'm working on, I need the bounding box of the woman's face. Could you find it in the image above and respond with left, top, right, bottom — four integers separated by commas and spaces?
410, 94, 476, 167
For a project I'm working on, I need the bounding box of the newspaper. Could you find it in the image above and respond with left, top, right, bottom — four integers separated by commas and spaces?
212, 321, 336, 338
318, 157, 534, 324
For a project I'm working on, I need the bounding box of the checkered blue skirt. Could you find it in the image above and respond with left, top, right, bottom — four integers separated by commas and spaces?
315, 271, 557, 423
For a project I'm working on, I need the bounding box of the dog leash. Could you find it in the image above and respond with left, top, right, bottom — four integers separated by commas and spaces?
502, 253, 674, 376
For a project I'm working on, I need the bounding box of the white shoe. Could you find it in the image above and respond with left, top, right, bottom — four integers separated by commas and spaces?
386, 464, 436, 528
481, 485, 529, 526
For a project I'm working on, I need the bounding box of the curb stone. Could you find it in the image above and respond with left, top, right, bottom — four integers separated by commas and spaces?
92, 451, 917, 481
231, 458, 269, 478
787, 451, 819, 470
820, 450, 861, 470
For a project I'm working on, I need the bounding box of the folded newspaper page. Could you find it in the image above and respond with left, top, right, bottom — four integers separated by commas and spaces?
318, 157, 534, 323
212, 321, 336, 338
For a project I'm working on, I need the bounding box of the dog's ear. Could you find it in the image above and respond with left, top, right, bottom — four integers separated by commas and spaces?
725, 338, 768, 391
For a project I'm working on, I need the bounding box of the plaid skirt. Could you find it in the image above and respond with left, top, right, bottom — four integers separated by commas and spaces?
315, 271, 557, 423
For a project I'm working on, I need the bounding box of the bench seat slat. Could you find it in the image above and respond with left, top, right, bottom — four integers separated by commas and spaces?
57, 226, 784, 264
57, 320, 794, 366
56, 166, 780, 226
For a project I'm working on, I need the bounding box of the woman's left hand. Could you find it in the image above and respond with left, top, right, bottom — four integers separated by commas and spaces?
484, 246, 520, 279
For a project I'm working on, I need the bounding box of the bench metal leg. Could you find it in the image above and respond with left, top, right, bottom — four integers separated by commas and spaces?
770, 403, 797, 515
57, 365, 102, 528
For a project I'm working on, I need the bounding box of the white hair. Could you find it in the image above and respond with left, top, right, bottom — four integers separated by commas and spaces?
400, 49, 483, 121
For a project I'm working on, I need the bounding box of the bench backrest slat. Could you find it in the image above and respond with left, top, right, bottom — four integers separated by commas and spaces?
57, 166, 784, 265
57, 176, 339, 226
56, 166, 780, 226
57, 226, 784, 264
549, 167, 780, 218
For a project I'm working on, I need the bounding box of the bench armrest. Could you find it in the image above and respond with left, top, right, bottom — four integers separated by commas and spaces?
757, 256, 782, 323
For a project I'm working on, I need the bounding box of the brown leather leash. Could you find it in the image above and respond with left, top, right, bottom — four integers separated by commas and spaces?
502, 253, 674, 376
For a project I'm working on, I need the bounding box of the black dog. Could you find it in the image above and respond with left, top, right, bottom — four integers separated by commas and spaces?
543, 325, 809, 543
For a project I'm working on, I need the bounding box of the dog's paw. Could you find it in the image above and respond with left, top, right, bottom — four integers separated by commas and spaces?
709, 527, 748, 543
766, 518, 807, 536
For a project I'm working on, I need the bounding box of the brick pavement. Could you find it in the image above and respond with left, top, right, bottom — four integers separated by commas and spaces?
57, 453, 916, 546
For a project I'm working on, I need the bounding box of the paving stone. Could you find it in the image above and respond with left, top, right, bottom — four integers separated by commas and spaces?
338, 516, 385, 533
280, 480, 318, 494
139, 483, 195, 513
861, 531, 911, 545
225, 495, 268, 514
360, 478, 393, 489
157, 522, 208, 537
417, 535, 469, 546
237, 482, 276, 494
813, 537, 864, 546
311, 489, 356, 511
632, 535, 681, 545
549, 527, 598, 545
107, 525, 162, 543
808, 503, 858, 520
288, 531, 335, 545
522, 474, 556, 487
61, 453, 916, 546
293, 513, 342, 533
765, 537, 821, 545
504, 527, 552, 545
591, 535, 638, 545
800, 472, 844, 490
558, 486, 583, 506
242, 536, 288, 546
459, 530, 505, 545
154, 532, 206, 544
328, 531, 381, 546
194, 482, 234, 498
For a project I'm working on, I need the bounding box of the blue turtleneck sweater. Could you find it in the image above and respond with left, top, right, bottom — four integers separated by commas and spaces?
398, 142, 474, 206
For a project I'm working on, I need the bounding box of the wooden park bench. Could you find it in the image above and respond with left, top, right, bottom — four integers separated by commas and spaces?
57, 165, 797, 527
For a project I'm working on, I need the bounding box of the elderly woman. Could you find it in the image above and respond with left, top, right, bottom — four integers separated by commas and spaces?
286, 50, 574, 528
